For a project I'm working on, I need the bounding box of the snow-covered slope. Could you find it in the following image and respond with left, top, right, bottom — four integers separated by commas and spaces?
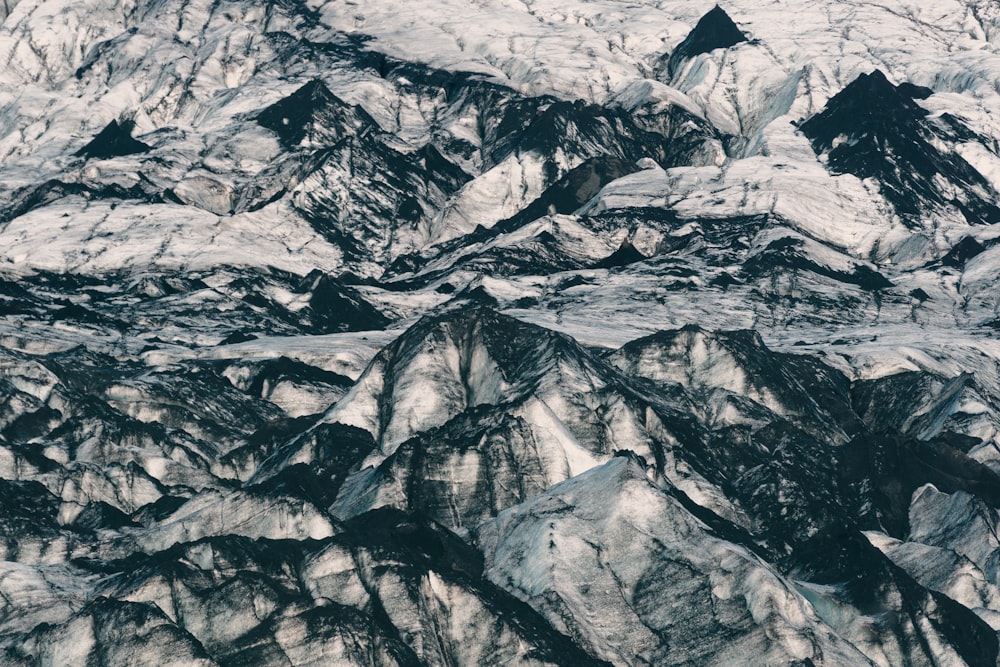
4, 0, 1000, 664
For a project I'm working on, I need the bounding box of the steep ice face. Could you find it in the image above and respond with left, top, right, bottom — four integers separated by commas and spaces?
321, 309, 511, 453
10, 598, 217, 667
261, 306, 992, 568
15, 511, 609, 667
907, 485, 1000, 580
320, 308, 646, 458
477, 455, 874, 666
301, 310, 631, 534
285, 310, 658, 532
329, 404, 603, 533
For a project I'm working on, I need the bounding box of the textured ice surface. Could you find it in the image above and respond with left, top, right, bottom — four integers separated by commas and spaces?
478, 456, 873, 666
3, 0, 1000, 664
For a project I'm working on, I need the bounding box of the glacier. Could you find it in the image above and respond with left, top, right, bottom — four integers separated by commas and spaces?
3, 0, 1000, 665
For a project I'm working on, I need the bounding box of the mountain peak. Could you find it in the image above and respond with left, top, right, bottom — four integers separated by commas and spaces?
800, 69, 1000, 224
7, 1, 1000, 664
801, 70, 919, 147
74, 119, 151, 160
687, 5, 747, 54
665, 6, 747, 77
257, 79, 378, 148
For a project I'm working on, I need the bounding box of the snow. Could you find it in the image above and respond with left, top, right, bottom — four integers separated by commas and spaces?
907, 484, 1000, 580
519, 397, 602, 480
0, 199, 346, 276
107, 489, 339, 557
262, 380, 343, 418
2, 0, 1000, 662
0, 562, 93, 636
148, 329, 397, 379
478, 456, 873, 666
423, 152, 552, 245
302, 543, 371, 610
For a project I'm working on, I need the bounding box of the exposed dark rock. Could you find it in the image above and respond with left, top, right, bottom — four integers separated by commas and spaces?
248, 421, 378, 505
496, 156, 640, 232
663, 6, 748, 78
800, 70, 1000, 225
256, 79, 380, 148
787, 530, 1000, 667
299, 271, 392, 333
292, 132, 471, 265
486, 97, 720, 172
4, 179, 168, 223
74, 119, 151, 160
592, 238, 647, 269
218, 331, 257, 345
743, 234, 892, 290
71, 501, 139, 532
941, 235, 986, 268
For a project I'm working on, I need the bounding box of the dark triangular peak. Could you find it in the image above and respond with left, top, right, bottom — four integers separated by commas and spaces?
678, 5, 747, 55
664, 6, 748, 78
256, 79, 378, 148
74, 119, 151, 159
295, 269, 392, 333
800, 70, 1000, 225
799, 70, 925, 155
591, 238, 647, 269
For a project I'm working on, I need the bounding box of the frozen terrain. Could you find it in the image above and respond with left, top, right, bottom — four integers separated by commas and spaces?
3, 0, 1000, 664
